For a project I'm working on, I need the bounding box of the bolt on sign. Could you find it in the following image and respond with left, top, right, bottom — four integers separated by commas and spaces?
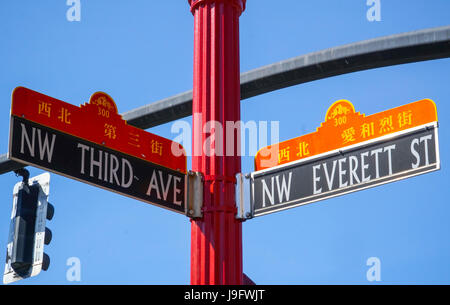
251, 99, 440, 217
8, 87, 187, 214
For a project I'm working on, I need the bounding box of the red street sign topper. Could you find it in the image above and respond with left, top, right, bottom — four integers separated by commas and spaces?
9, 87, 187, 213
10, 87, 187, 173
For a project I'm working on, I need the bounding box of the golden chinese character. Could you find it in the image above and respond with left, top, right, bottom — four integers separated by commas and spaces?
38, 101, 51, 117
104, 124, 117, 139
398, 110, 413, 128
58, 108, 71, 124
341, 127, 356, 144
296, 142, 310, 158
278, 147, 290, 164
151, 140, 163, 156
361, 122, 375, 139
128, 132, 140, 148
379, 116, 394, 134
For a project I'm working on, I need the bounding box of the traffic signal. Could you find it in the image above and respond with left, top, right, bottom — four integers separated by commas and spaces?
3, 171, 53, 284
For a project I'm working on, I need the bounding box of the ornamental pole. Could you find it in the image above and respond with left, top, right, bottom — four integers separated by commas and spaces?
188, 0, 246, 285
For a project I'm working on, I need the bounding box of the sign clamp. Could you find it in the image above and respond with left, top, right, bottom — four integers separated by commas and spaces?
235, 173, 253, 220
186, 171, 203, 219
186, 172, 254, 220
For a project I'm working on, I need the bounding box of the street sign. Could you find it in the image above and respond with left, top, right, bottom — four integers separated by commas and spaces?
9, 87, 187, 214
255, 99, 438, 171
3, 173, 50, 284
250, 100, 440, 217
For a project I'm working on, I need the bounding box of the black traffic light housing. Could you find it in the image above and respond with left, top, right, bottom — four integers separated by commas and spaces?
10, 183, 39, 274
10, 169, 53, 275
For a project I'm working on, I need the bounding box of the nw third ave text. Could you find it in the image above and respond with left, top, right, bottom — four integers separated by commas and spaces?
10, 117, 185, 212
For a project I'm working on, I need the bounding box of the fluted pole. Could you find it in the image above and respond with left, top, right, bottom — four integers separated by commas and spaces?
188, 0, 246, 285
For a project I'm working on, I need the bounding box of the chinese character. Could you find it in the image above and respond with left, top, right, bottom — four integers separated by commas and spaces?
278, 147, 290, 164
58, 108, 71, 124
128, 132, 140, 148
38, 101, 51, 118
341, 127, 356, 144
151, 140, 163, 156
296, 142, 310, 158
398, 111, 413, 128
361, 122, 375, 139
379, 116, 394, 133
104, 124, 117, 140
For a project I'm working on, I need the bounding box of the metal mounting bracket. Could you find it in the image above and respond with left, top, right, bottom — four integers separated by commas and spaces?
186, 171, 203, 219
235, 173, 252, 220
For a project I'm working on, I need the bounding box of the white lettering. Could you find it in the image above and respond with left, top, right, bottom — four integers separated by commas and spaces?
109, 154, 120, 185
146, 170, 161, 199
36, 129, 56, 163
361, 152, 371, 183
261, 177, 275, 207
121, 158, 133, 188
20, 123, 35, 157
77, 143, 90, 174
20, 124, 56, 163
276, 172, 292, 203
323, 160, 337, 191
159, 171, 172, 201
89, 148, 103, 179
338, 158, 348, 188
370, 148, 383, 179
349, 155, 360, 185
420, 135, 432, 166
103, 152, 109, 182
410, 138, 420, 169
313, 165, 322, 194
173, 176, 182, 206
383, 144, 396, 175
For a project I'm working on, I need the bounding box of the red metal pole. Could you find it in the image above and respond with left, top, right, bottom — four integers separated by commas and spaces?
188, 0, 246, 285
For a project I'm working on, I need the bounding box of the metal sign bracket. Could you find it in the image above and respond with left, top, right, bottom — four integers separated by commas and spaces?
186, 171, 204, 219
235, 173, 253, 220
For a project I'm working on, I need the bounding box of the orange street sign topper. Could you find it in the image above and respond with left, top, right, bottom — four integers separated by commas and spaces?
255, 99, 438, 171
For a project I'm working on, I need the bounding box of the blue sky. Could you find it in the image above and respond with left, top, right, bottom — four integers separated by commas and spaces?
0, 0, 449, 284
